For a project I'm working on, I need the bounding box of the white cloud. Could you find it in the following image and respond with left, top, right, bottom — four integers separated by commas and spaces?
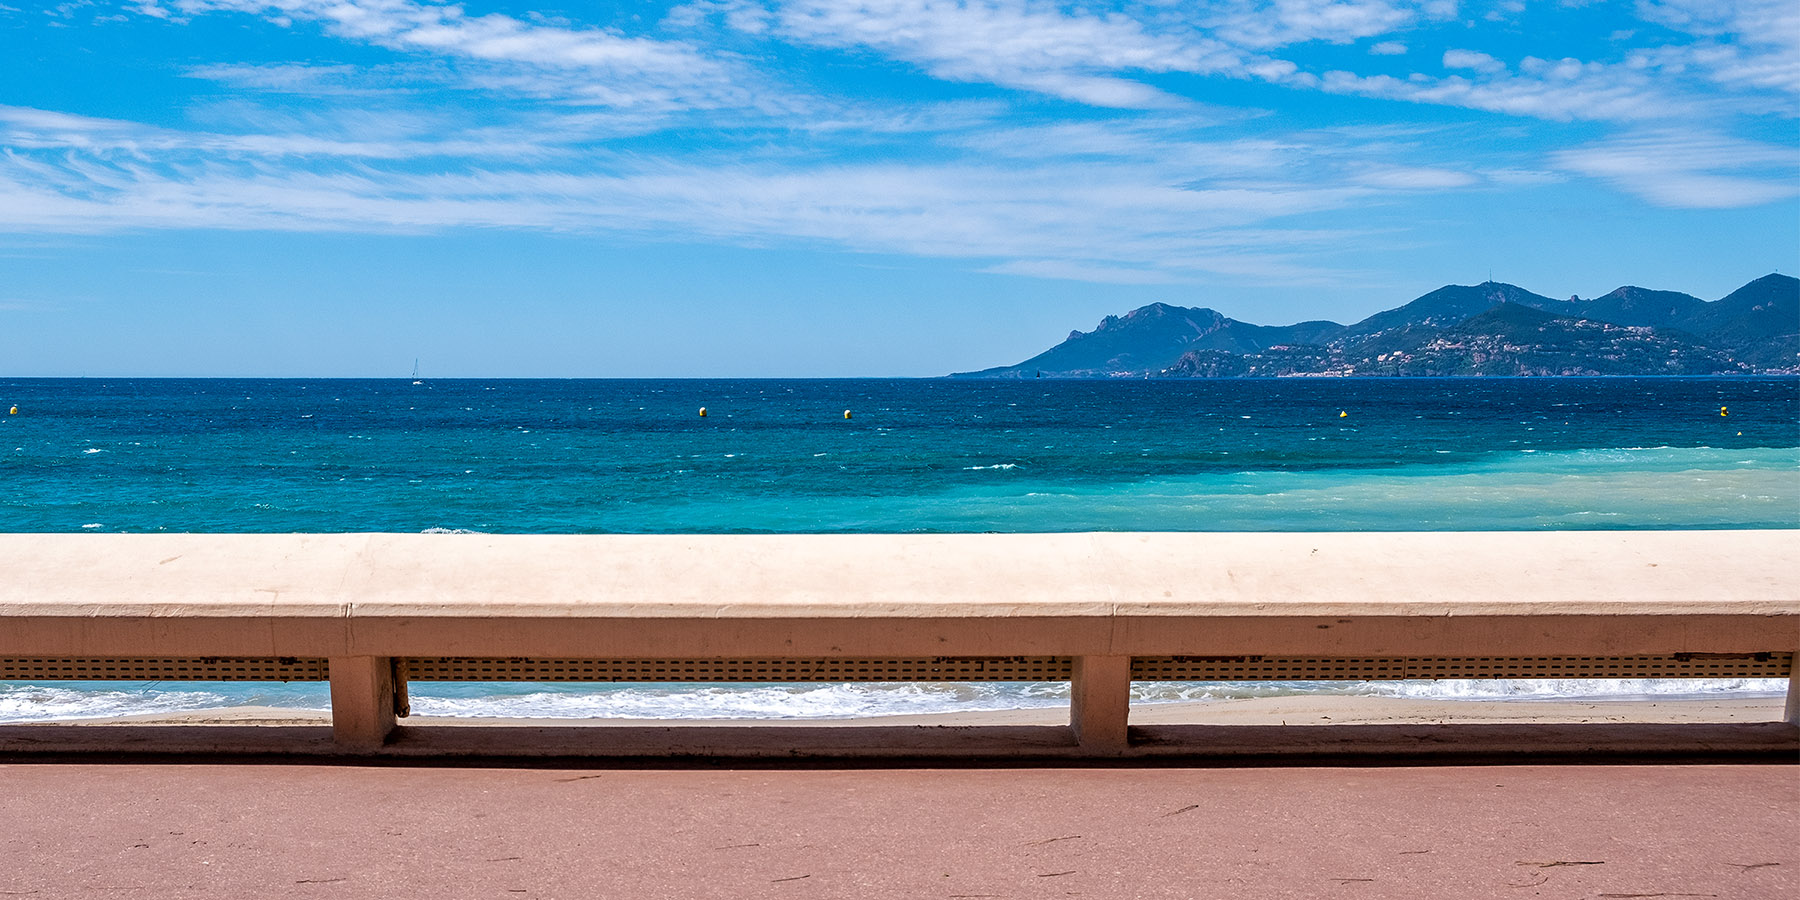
43, 0, 101, 20
982, 259, 1179, 284
1205, 0, 1434, 50
0, 151, 1342, 257
720, 0, 1779, 122
1637, 0, 1756, 34
1442, 49, 1504, 73
1, 101, 1507, 285
0, 104, 559, 160
954, 121, 1293, 172
1553, 130, 1800, 207
41, 0, 1791, 273
1479, 167, 1562, 186
1321, 55, 1683, 121
667, 0, 775, 34
160, 0, 749, 109
182, 62, 452, 96
758, 0, 1245, 107
1354, 165, 1477, 189
1636, 0, 1800, 96
144, 0, 1799, 125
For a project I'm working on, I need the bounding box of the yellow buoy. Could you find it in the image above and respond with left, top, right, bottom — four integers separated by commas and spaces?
843, 409, 852, 420
7, 406, 14, 415
1338, 410, 1347, 418
1720, 406, 1728, 416
698, 407, 707, 417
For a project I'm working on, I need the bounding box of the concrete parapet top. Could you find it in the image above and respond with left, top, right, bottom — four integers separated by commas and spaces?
3, 531, 1796, 621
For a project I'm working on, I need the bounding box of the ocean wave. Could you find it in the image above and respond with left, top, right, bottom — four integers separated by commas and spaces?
1361, 677, 1789, 701
406, 681, 1069, 720
1131, 678, 1789, 704
3, 678, 1785, 723
0, 683, 329, 723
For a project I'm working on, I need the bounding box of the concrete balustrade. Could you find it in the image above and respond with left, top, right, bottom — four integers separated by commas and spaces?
2, 531, 1796, 758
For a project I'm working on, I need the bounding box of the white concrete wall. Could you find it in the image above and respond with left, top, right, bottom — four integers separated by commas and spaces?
4, 531, 1796, 750
2, 531, 1795, 659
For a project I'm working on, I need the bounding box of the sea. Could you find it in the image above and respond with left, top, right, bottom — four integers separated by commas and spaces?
2, 376, 1795, 723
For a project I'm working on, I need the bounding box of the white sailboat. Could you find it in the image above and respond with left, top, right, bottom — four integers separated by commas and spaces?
411, 359, 423, 385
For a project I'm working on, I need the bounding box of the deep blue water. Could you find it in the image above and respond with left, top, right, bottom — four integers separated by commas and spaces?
3, 376, 1794, 721
2, 376, 1795, 533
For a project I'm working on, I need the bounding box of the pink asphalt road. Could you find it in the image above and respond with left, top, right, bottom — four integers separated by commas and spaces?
2, 763, 1794, 899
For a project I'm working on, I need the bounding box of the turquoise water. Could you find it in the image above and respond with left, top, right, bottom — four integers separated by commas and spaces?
3, 376, 1794, 533
2, 376, 1794, 721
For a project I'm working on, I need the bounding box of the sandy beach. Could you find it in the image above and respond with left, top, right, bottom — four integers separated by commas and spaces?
42, 693, 1789, 728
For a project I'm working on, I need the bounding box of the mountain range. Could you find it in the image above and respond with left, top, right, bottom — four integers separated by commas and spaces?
952, 274, 1798, 378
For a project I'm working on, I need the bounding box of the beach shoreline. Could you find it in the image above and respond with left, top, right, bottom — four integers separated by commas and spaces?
32, 693, 1787, 728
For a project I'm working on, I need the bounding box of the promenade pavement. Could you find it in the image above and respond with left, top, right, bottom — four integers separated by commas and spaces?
2, 762, 1794, 899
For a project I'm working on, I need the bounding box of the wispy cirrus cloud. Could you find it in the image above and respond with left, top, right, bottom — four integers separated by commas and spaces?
1352, 165, 1477, 189
683, 1, 1455, 109
1318, 56, 1685, 121
654, 0, 1779, 126
0, 99, 1498, 285
0, 104, 562, 159
133, 0, 1800, 123
143, 0, 754, 109
740, 0, 1247, 108
1553, 130, 1800, 208
982, 259, 1181, 284
182, 62, 446, 96
8, 0, 1789, 292
1635, 0, 1800, 97
1202, 0, 1452, 51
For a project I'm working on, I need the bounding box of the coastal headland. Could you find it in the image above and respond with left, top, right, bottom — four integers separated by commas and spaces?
955, 273, 1799, 378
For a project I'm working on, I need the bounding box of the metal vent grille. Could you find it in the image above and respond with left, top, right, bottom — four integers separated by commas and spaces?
402, 657, 1075, 682
0, 657, 329, 681
2, 653, 1785, 684
1132, 653, 1794, 681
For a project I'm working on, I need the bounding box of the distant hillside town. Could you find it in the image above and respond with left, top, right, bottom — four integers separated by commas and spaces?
952, 274, 1799, 378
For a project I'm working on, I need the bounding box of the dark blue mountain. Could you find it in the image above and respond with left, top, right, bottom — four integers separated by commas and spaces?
953, 302, 1345, 378
951, 274, 1797, 378
1340, 282, 1561, 339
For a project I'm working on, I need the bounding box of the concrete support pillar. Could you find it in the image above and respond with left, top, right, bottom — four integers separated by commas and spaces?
1071, 655, 1132, 753
329, 656, 399, 750
1785, 652, 1799, 726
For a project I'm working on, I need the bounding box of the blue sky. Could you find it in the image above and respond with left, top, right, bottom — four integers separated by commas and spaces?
1, 0, 1795, 376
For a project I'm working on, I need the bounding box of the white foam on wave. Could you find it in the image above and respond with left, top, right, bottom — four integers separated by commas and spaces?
963, 463, 1020, 471
4, 676, 1785, 724
406, 681, 1071, 720
419, 527, 485, 534
1365, 677, 1788, 701
0, 683, 329, 723
1132, 678, 1788, 704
